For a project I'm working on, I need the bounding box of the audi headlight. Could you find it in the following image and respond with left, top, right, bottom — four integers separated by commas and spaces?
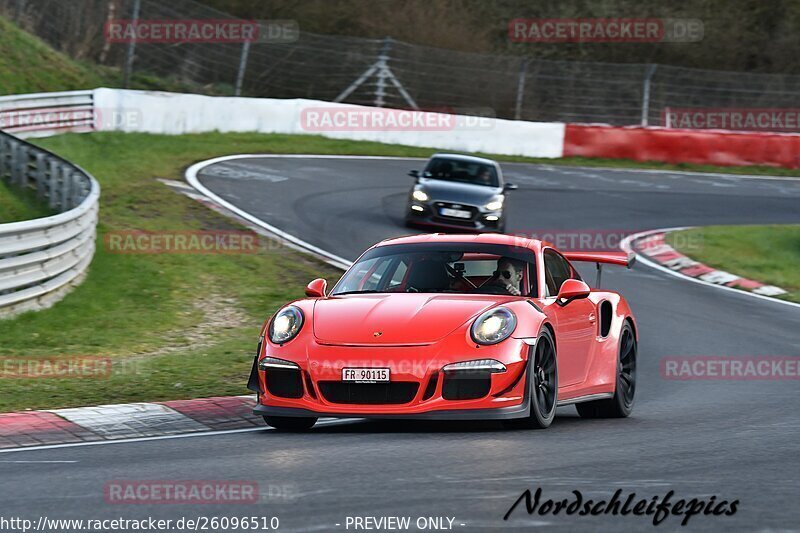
268, 305, 304, 344
471, 307, 517, 345
412, 189, 429, 202
485, 197, 504, 211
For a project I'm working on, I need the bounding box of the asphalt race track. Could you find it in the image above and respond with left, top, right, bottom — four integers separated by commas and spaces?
3, 157, 800, 531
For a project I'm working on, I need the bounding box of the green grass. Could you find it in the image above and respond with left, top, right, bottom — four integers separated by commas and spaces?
2, 131, 800, 412
667, 225, 800, 303
0, 180, 54, 222
0, 15, 215, 95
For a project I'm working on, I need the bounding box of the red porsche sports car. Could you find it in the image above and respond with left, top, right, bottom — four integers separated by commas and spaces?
248, 233, 637, 430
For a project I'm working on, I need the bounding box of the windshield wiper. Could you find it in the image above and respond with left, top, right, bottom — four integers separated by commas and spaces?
333, 290, 381, 296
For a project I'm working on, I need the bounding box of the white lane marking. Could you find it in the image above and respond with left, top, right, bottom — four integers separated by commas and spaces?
202, 162, 288, 183
185, 155, 353, 270
50, 402, 208, 439
621, 228, 800, 310
0, 419, 358, 455
0, 460, 78, 463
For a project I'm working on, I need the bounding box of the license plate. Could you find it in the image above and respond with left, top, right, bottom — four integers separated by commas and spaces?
342, 368, 389, 382
439, 207, 471, 219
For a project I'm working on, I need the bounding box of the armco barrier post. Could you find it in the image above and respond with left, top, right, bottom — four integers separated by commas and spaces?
35, 152, 47, 198
48, 158, 59, 209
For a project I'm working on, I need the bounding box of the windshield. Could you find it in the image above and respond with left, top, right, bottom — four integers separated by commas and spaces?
332, 243, 537, 296
423, 158, 499, 187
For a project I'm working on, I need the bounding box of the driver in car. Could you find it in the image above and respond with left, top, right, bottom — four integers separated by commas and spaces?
481, 257, 524, 296
476, 167, 493, 185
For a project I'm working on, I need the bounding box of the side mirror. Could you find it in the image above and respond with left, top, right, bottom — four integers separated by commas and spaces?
305, 278, 327, 298
556, 279, 590, 306
408, 170, 420, 178
504, 183, 518, 191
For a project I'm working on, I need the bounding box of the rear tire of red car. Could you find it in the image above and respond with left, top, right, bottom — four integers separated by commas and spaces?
263, 416, 318, 431
576, 321, 636, 419
503, 328, 558, 430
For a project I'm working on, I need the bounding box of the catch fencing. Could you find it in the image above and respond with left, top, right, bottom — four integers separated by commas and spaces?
2, 0, 799, 127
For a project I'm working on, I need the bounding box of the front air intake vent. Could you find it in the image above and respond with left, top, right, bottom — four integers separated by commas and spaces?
442, 372, 491, 400
265, 368, 304, 398
318, 382, 419, 404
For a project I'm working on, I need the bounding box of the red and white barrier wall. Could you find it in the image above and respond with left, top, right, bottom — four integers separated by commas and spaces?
6, 88, 800, 169
563, 124, 800, 169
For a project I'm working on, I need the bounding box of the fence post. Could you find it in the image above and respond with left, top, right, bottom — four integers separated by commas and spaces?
234, 40, 252, 97
640, 64, 658, 126
514, 58, 530, 120
35, 153, 47, 199
122, 0, 142, 88
9, 141, 19, 186
60, 167, 71, 211
374, 38, 392, 108
48, 159, 59, 210
16, 144, 29, 187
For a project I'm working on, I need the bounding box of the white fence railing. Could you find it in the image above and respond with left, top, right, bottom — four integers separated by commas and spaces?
0, 128, 99, 318
0, 90, 95, 138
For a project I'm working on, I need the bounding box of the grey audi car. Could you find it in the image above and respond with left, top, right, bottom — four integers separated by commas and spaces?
405, 153, 516, 233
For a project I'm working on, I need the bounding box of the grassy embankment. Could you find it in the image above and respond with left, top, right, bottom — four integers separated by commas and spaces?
667, 226, 800, 304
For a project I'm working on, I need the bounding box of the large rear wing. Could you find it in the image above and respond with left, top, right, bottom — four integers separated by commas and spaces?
563, 251, 636, 269
562, 251, 636, 287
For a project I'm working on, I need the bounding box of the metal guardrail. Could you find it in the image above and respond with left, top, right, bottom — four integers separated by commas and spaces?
0, 129, 100, 318
0, 90, 95, 137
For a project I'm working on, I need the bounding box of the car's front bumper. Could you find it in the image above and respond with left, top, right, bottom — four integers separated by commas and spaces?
406, 201, 504, 232
248, 337, 531, 420
253, 399, 530, 420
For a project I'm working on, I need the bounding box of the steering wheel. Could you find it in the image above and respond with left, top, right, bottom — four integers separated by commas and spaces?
476, 284, 512, 295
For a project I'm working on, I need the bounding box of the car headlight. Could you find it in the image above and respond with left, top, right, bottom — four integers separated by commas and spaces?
471, 307, 517, 345
412, 189, 429, 202
268, 305, 304, 344
485, 197, 504, 211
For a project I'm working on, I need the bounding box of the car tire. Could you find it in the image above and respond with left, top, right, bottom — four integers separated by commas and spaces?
263, 416, 318, 431
576, 321, 636, 419
503, 328, 558, 430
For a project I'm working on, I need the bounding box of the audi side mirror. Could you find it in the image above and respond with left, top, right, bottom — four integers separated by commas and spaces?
504, 183, 518, 191
408, 170, 420, 178
305, 278, 327, 298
